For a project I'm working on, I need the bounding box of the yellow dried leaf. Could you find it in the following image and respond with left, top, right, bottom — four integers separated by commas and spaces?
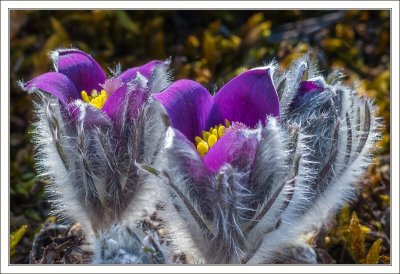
282, 52, 303, 68
208, 20, 221, 33
151, 31, 165, 58
361, 225, 371, 235
234, 67, 248, 76
50, 17, 68, 41
203, 31, 217, 69
348, 212, 366, 263
115, 11, 139, 34
338, 204, 351, 226
297, 42, 309, 53
379, 195, 390, 206
45, 215, 57, 224
324, 38, 343, 50
186, 35, 200, 48
380, 255, 390, 264
366, 239, 382, 264
259, 21, 272, 38
247, 13, 264, 27
230, 35, 242, 48
37, 17, 70, 72
10, 225, 28, 257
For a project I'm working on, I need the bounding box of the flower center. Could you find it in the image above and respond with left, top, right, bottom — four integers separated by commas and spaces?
81, 89, 108, 109
195, 119, 231, 157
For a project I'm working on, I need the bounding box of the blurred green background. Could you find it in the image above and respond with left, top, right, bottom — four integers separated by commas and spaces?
10, 10, 390, 264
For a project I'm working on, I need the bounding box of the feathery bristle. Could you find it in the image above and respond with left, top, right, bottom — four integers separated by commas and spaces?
27, 55, 380, 264
93, 224, 169, 264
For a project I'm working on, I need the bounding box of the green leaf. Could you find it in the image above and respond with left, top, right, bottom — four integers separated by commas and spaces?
140, 164, 160, 177
10, 225, 28, 257
20, 172, 35, 181
25, 208, 42, 222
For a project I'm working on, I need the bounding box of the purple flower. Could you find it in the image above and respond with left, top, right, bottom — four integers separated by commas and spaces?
289, 77, 326, 110
153, 58, 379, 264
153, 66, 281, 263
154, 67, 280, 172
22, 49, 168, 123
20, 48, 171, 238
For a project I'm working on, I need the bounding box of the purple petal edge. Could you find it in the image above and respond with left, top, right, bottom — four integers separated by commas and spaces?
102, 84, 147, 122
299, 79, 325, 94
22, 72, 79, 104
54, 49, 106, 93
154, 80, 214, 142
68, 100, 111, 128
118, 60, 164, 83
210, 68, 280, 129
203, 128, 260, 172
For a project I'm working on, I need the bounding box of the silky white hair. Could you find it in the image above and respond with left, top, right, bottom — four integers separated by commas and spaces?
155, 56, 380, 264
27, 55, 380, 264
28, 61, 172, 263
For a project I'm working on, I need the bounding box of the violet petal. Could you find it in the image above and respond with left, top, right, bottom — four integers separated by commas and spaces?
101, 77, 125, 98
102, 84, 147, 122
22, 72, 79, 104
118, 60, 164, 83
55, 49, 106, 92
203, 127, 260, 172
299, 79, 325, 94
68, 100, 111, 128
210, 68, 280, 128
291, 78, 326, 109
154, 80, 213, 142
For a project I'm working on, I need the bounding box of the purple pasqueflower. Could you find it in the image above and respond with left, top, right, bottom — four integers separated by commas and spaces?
22, 49, 169, 122
152, 66, 281, 263
154, 67, 280, 172
20, 48, 171, 242
153, 58, 379, 264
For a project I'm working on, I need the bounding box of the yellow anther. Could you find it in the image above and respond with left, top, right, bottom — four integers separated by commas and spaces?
92, 98, 99, 108
81, 90, 90, 103
208, 134, 217, 147
195, 136, 202, 145
197, 141, 209, 157
81, 88, 108, 109
211, 128, 218, 138
202, 131, 211, 142
96, 97, 102, 107
195, 119, 231, 157
218, 125, 225, 137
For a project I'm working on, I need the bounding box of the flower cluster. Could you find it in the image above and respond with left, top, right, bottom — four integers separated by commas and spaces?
22, 49, 379, 264
21, 49, 171, 251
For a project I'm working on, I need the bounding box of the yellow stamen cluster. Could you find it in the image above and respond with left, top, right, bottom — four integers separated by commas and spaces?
81, 89, 108, 109
195, 119, 231, 157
